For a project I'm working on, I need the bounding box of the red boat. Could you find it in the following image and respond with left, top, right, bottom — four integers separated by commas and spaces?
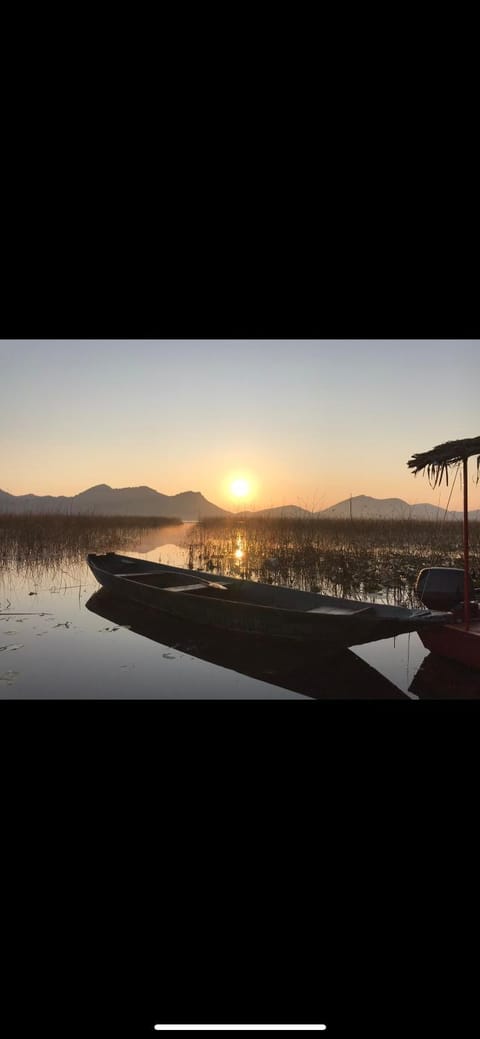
408, 435, 480, 671
418, 617, 480, 670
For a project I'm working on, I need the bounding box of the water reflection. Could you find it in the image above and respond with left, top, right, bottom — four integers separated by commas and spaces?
409, 651, 480, 699
118, 522, 195, 564
85, 590, 407, 699
352, 631, 428, 699
0, 559, 307, 699
355, 629, 480, 699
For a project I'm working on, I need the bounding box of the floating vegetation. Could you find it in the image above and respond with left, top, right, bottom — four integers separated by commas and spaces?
0, 670, 19, 685
186, 516, 480, 607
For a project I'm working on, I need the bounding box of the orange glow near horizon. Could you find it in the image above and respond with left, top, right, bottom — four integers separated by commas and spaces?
2, 340, 479, 514
3, 460, 480, 515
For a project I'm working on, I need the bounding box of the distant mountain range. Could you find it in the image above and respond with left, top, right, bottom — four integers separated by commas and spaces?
0, 484, 228, 520
240, 494, 480, 522
0, 486, 479, 522
317, 494, 480, 522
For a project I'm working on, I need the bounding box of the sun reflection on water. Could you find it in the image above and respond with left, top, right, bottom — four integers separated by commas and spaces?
234, 535, 245, 562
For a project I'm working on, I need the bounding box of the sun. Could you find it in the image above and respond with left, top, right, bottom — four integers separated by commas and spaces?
223, 470, 257, 507
230, 478, 250, 499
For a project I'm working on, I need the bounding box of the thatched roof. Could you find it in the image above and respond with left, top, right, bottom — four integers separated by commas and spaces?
407, 436, 480, 487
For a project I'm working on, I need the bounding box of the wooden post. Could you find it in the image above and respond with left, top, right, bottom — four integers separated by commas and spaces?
463, 457, 470, 630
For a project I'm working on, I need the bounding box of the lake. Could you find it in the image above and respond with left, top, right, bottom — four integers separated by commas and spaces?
1, 522, 479, 699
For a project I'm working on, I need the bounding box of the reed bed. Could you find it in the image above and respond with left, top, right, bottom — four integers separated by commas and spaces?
0, 513, 182, 570
187, 516, 480, 606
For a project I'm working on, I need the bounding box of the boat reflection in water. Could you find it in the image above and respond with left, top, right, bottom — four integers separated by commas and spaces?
409, 649, 480, 699
85, 590, 408, 699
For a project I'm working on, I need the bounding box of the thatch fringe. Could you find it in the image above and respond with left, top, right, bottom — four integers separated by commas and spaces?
407, 436, 480, 488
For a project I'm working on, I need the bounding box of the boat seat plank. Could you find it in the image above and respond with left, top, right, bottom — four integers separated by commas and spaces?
164, 583, 219, 593
308, 604, 375, 616
164, 582, 230, 593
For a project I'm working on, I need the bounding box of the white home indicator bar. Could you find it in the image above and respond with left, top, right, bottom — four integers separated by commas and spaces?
154, 1028, 327, 1032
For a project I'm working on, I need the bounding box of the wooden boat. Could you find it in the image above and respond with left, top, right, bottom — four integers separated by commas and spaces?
408, 435, 480, 670
86, 552, 450, 654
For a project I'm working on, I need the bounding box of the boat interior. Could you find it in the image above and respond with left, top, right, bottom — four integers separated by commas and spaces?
90, 556, 442, 621
119, 571, 231, 594
115, 569, 376, 616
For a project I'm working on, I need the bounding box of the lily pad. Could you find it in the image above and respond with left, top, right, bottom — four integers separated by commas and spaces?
0, 669, 20, 684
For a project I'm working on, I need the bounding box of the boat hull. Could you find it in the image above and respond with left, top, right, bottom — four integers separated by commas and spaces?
87, 553, 450, 652
419, 619, 480, 671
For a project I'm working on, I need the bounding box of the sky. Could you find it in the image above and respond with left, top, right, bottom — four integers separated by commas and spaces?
1, 339, 479, 512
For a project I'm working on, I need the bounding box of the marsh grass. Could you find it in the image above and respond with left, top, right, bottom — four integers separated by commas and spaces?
0, 513, 182, 572
187, 516, 480, 606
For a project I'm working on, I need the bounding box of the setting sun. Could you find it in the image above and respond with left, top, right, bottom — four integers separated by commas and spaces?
220, 470, 258, 509
230, 478, 250, 499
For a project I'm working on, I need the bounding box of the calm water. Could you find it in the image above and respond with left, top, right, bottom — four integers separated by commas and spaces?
0, 526, 304, 699
1, 524, 479, 699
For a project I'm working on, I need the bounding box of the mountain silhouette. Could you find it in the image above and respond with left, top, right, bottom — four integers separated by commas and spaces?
317, 494, 480, 521
0, 484, 229, 520
0, 487, 478, 522
240, 495, 479, 521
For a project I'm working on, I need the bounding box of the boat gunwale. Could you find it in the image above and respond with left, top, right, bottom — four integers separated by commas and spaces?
87, 553, 449, 624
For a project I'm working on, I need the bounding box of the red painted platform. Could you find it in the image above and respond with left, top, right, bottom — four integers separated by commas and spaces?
419, 618, 480, 671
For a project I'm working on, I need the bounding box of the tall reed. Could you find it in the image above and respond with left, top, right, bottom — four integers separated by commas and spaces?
0, 512, 182, 567
187, 516, 480, 606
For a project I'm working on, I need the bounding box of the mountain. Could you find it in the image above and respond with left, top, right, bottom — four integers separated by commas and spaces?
236, 495, 480, 521
238, 505, 312, 519
0, 485, 230, 520
317, 494, 480, 522
1, 486, 479, 522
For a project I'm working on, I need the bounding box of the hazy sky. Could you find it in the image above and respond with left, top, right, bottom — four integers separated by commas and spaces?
1, 340, 479, 511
